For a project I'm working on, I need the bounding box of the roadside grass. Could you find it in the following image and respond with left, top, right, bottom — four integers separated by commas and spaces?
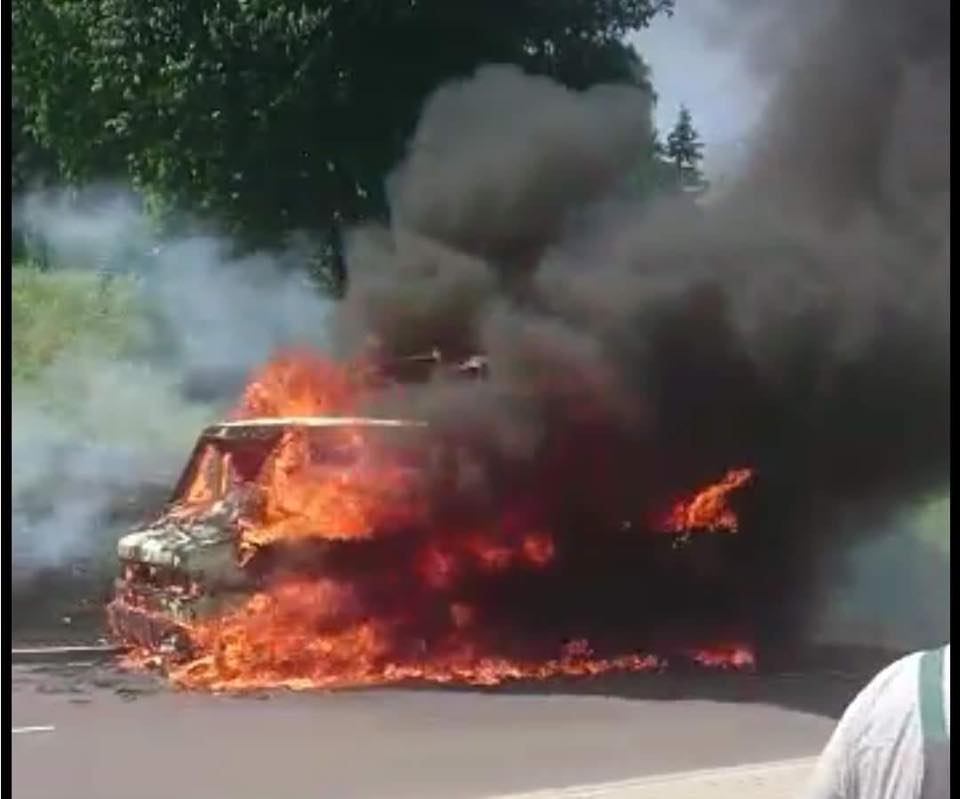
12, 259, 145, 385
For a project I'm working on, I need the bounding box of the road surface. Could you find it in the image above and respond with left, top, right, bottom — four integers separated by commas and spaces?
11, 661, 856, 799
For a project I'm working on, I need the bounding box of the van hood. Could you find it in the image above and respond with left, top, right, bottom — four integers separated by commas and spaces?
118, 517, 234, 569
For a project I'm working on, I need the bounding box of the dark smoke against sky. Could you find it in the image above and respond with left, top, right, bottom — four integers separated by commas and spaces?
336, 0, 949, 646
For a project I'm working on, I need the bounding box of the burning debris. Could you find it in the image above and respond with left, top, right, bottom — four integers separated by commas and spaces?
659, 469, 755, 534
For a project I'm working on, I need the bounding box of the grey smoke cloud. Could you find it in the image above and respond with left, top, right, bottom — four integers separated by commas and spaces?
12, 362, 210, 580
12, 190, 335, 577
387, 64, 653, 265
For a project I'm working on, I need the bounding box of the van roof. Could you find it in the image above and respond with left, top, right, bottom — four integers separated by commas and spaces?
209, 416, 428, 432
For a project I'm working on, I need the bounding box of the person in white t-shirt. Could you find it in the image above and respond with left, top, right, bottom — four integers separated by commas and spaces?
806, 644, 950, 799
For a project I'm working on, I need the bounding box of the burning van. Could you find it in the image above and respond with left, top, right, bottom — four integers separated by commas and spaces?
109, 350, 757, 690
108, 416, 442, 653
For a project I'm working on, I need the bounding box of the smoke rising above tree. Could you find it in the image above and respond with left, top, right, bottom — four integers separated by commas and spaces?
335, 0, 949, 646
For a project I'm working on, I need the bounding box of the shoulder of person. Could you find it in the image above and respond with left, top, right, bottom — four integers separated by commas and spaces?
837, 652, 924, 735
866, 651, 925, 693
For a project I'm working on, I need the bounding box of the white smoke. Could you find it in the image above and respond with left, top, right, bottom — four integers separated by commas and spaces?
12, 188, 335, 579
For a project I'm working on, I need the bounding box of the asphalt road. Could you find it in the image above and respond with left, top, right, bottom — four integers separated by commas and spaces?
10, 660, 859, 799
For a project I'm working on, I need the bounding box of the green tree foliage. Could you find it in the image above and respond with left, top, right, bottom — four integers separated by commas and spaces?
664, 105, 705, 190
630, 128, 680, 197
12, 94, 57, 194
13, 0, 674, 250
630, 117, 709, 201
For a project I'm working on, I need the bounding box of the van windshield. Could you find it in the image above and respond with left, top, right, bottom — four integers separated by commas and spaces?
169, 425, 434, 518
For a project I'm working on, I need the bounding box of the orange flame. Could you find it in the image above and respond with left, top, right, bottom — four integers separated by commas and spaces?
688, 643, 756, 670
521, 532, 556, 567
238, 427, 428, 551
178, 445, 220, 508
164, 352, 430, 551
660, 468, 754, 533
232, 348, 368, 420
414, 526, 556, 590
164, 579, 666, 691
118, 349, 757, 691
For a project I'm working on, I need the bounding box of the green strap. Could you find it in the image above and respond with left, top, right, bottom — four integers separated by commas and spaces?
919, 647, 948, 744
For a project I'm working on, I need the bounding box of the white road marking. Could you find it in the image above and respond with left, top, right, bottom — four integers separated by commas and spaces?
12, 726, 56, 735
488, 757, 819, 799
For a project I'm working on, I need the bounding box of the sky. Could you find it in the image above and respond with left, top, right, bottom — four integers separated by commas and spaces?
629, 1, 771, 180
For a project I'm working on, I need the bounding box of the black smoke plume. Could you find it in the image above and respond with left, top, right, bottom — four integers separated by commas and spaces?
334, 0, 949, 655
